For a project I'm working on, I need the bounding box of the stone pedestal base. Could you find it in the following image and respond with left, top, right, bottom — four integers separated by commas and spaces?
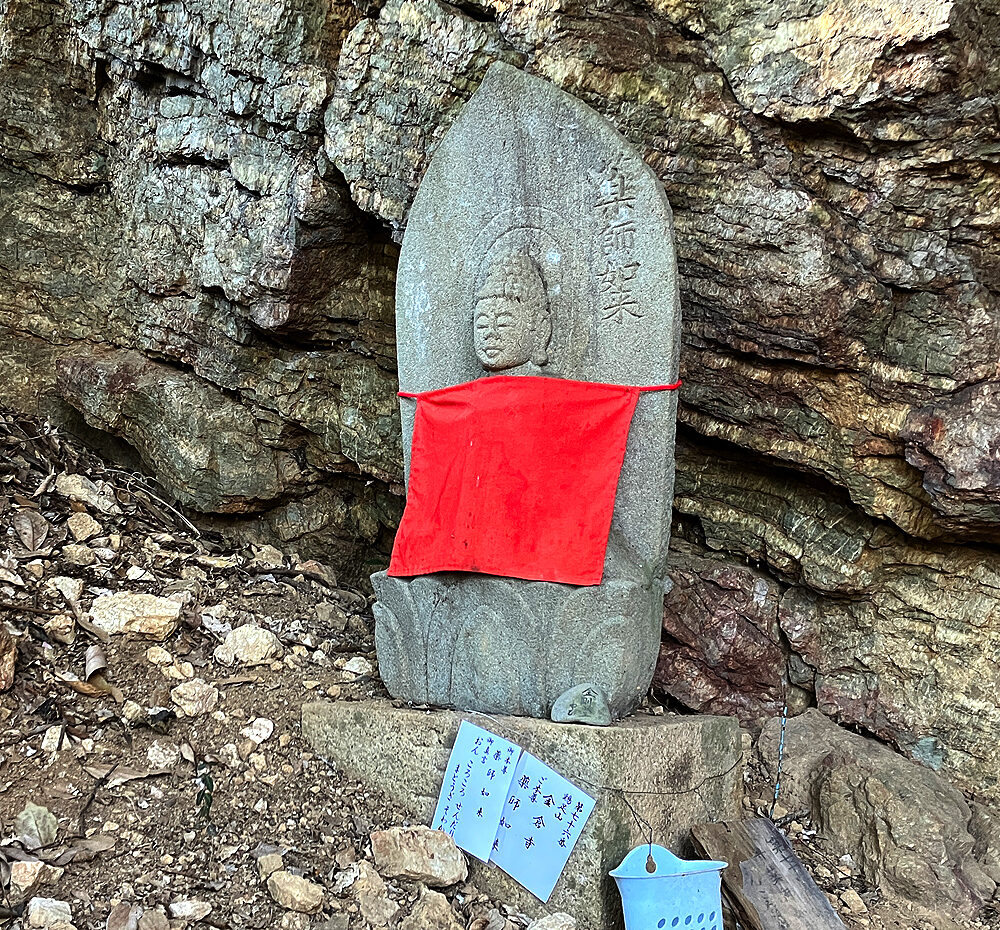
302, 700, 744, 930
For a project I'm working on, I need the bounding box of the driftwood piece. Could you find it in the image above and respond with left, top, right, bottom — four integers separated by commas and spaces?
692, 818, 846, 930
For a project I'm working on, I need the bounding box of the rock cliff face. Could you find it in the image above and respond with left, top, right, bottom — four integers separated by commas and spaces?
2, 0, 999, 866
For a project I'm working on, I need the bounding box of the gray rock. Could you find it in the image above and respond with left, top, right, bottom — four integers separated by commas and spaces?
371, 825, 467, 887
551, 683, 612, 726
399, 890, 463, 930
169, 679, 220, 718
758, 709, 996, 918
374, 62, 681, 719
266, 872, 324, 914
303, 698, 743, 930
213, 624, 283, 666
27, 898, 73, 929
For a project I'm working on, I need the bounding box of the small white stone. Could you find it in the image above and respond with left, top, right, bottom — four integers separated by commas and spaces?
170, 679, 219, 717
122, 700, 145, 723
168, 900, 212, 921
240, 718, 275, 745
48, 576, 83, 604
147, 741, 181, 769
840, 889, 868, 916
41, 726, 65, 754
62, 544, 97, 567
370, 826, 468, 887
89, 593, 181, 640
342, 656, 373, 678
67, 512, 101, 542
163, 661, 194, 680
266, 872, 324, 913
257, 851, 284, 878
146, 646, 172, 666
44, 613, 76, 645
213, 624, 283, 666
27, 897, 72, 929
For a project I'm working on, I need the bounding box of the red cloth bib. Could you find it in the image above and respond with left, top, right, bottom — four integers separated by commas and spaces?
388, 375, 675, 586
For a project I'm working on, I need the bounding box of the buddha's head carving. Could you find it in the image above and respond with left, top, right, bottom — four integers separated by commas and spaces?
474, 252, 552, 371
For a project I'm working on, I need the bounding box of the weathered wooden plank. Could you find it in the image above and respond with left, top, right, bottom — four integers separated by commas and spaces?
692, 818, 846, 930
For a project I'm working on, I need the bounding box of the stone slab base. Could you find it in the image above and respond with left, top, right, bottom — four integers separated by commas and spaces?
302, 700, 745, 930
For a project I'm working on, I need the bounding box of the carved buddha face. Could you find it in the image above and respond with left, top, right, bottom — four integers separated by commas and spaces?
474, 253, 551, 371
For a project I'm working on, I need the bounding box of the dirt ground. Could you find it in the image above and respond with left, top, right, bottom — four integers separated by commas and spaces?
0, 409, 529, 930
1, 408, 996, 930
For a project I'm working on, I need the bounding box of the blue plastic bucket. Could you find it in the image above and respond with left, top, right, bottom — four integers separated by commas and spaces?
610, 844, 728, 930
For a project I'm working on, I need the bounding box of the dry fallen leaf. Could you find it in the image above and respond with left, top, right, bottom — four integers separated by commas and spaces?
84, 643, 107, 681
82, 763, 170, 787
14, 802, 57, 850
13, 508, 50, 552
107, 903, 142, 930
58, 834, 116, 864
54, 671, 123, 703
34, 472, 56, 497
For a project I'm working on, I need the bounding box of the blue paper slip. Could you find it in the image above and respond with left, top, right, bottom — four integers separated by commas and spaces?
431, 721, 521, 861
489, 751, 596, 902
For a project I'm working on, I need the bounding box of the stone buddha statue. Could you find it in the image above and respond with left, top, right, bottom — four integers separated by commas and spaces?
370, 62, 681, 720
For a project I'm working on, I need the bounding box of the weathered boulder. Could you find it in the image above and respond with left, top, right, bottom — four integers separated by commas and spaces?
758, 709, 996, 918
672, 438, 1000, 804
656, 541, 795, 726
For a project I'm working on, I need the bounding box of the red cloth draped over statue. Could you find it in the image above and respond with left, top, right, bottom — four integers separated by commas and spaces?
388, 375, 678, 586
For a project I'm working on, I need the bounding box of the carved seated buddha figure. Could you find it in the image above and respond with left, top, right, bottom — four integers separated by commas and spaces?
370, 62, 680, 721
